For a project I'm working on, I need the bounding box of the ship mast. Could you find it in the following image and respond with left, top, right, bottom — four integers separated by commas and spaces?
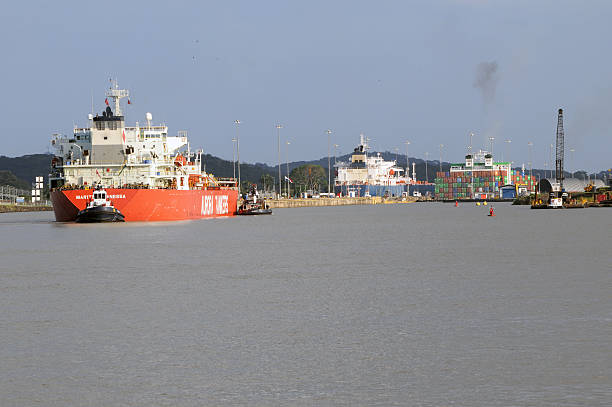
106, 79, 129, 116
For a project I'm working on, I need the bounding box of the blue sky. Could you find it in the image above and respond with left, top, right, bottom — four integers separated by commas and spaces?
1, 0, 610, 171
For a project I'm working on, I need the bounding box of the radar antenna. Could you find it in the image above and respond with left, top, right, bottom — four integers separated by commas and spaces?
105, 79, 129, 116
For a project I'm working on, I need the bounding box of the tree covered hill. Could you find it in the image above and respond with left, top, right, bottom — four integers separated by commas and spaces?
1, 152, 606, 190
0, 154, 52, 186
0, 170, 31, 190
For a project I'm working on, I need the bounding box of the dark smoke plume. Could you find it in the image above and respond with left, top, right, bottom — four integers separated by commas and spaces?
473, 61, 499, 104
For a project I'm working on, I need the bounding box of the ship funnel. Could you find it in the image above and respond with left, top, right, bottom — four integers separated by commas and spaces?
146, 112, 152, 129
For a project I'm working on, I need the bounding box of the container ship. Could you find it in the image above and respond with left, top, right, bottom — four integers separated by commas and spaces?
334, 135, 434, 197
434, 150, 536, 200
49, 82, 238, 221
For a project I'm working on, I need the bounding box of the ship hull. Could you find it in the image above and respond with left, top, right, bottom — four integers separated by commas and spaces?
76, 206, 125, 223
51, 188, 239, 222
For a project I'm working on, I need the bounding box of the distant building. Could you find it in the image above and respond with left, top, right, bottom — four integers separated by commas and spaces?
536, 178, 605, 194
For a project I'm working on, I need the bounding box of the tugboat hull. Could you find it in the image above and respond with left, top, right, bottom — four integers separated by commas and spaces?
76, 206, 125, 223
238, 208, 273, 215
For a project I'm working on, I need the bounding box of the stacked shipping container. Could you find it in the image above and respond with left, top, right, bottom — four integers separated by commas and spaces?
434, 169, 536, 200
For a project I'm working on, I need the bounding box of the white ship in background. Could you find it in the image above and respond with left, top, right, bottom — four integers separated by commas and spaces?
334, 134, 434, 197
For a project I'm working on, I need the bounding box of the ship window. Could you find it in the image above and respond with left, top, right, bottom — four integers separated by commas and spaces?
104, 136, 108, 140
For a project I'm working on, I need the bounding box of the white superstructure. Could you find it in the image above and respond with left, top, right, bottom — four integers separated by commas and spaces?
334, 134, 413, 187
49, 82, 221, 190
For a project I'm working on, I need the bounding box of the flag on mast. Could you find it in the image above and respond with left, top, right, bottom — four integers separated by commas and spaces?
284, 176, 293, 184
104, 98, 109, 106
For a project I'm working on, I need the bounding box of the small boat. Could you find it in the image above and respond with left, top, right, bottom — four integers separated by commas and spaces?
238, 184, 272, 216
76, 187, 125, 222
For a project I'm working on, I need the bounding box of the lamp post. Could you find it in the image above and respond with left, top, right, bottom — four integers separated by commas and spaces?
549, 143, 554, 179
569, 148, 575, 178
468, 132, 474, 155
424, 152, 429, 182
439, 144, 444, 172
333, 144, 339, 165
404, 141, 411, 180
276, 124, 282, 197
231, 138, 236, 180
488, 136, 495, 157
528, 141, 533, 188
286, 140, 290, 197
504, 139, 511, 163
333, 144, 339, 195
234, 120, 241, 192
326, 129, 332, 194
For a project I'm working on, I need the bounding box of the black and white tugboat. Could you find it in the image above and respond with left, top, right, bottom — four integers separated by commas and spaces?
238, 184, 272, 215
76, 187, 125, 222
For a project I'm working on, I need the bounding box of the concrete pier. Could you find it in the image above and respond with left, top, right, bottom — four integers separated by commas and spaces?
266, 196, 416, 208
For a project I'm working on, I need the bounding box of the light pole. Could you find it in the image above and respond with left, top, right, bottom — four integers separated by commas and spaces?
404, 141, 411, 180
333, 144, 339, 165
549, 143, 554, 179
333, 144, 339, 194
569, 148, 575, 178
327, 129, 332, 194
231, 138, 236, 180
489, 136, 495, 157
286, 140, 290, 197
439, 144, 444, 172
504, 139, 511, 163
528, 141, 533, 188
276, 124, 282, 197
234, 120, 241, 192
424, 152, 429, 182
468, 132, 474, 155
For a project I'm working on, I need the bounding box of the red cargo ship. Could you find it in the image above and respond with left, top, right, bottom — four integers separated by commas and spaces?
49, 82, 239, 221
51, 188, 238, 222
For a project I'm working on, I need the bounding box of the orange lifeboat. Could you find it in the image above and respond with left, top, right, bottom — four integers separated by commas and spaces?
174, 154, 187, 167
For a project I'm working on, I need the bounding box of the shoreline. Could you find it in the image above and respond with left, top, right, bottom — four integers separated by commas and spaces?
0, 204, 53, 213
266, 196, 418, 208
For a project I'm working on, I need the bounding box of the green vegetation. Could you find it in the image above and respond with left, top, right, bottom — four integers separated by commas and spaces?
0, 154, 51, 186
0, 170, 31, 190
512, 195, 532, 205
289, 164, 328, 194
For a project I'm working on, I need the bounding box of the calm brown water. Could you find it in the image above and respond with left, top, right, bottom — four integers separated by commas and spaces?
0, 203, 610, 406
